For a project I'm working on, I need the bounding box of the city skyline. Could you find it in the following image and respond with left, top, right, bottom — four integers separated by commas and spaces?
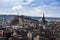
0, 0, 60, 17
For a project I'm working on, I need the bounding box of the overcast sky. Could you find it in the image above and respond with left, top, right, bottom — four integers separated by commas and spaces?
0, 0, 60, 17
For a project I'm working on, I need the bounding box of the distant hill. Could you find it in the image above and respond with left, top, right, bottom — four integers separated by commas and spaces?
0, 15, 15, 21
0, 15, 60, 21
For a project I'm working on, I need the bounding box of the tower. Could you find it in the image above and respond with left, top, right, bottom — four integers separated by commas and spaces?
41, 13, 48, 29
42, 13, 45, 23
42, 13, 47, 25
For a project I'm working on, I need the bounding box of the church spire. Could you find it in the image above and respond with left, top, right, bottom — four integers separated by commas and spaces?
42, 12, 47, 25
42, 13, 45, 22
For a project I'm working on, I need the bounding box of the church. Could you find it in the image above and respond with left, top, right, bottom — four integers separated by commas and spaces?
41, 13, 48, 25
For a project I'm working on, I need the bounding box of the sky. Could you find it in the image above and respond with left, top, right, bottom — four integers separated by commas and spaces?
0, 0, 60, 17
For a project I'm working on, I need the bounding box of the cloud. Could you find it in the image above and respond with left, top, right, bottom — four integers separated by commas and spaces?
21, 0, 34, 5
0, 4, 60, 17
0, 0, 60, 17
1, 0, 18, 2
12, 5, 22, 10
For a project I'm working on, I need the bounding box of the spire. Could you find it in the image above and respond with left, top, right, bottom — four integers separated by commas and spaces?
42, 12, 48, 25
42, 12, 45, 22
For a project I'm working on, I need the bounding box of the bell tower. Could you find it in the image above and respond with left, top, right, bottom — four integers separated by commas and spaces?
42, 13, 47, 25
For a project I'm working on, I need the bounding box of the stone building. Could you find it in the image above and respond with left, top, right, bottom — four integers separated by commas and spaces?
10, 15, 39, 27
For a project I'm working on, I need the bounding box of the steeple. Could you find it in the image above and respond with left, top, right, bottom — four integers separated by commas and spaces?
42, 13, 47, 25
42, 13, 45, 22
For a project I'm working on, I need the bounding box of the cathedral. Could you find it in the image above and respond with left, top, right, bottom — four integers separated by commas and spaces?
42, 13, 48, 25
